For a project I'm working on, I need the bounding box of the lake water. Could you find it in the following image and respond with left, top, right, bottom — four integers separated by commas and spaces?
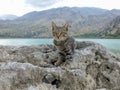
0, 38, 120, 56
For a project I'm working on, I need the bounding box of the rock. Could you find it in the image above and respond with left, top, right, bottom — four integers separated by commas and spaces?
0, 41, 120, 90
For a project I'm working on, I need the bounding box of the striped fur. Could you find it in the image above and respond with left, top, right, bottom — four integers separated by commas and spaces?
51, 22, 76, 66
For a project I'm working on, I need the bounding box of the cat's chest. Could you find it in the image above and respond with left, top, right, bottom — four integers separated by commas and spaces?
54, 40, 66, 50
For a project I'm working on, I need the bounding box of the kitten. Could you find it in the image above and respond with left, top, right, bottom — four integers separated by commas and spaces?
51, 22, 76, 66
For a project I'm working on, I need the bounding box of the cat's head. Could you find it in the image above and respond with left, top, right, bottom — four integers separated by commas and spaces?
51, 22, 69, 41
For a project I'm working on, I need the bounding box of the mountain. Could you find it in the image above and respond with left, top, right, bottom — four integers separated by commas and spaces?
0, 7, 120, 38
18, 7, 107, 20
99, 16, 120, 38
0, 14, 18, 20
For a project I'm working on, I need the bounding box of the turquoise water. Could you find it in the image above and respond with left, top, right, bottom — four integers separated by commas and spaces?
0, 38, 53, 45
0, 38, 119, 56
76, 39, 120, 56
76, 39, 120, 51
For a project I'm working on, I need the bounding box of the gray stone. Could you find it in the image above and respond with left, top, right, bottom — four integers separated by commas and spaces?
0, 41, 119, 90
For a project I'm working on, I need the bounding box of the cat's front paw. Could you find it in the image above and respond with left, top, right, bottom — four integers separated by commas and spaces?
64, 59, 72, 65
66, 55, 73, 60
60, 60, 72, 70
55, 60, 62, 66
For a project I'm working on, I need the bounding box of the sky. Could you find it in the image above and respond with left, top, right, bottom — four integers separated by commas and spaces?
0, 0, 120, 16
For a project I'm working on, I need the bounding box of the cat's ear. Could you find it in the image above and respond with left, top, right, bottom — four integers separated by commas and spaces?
51, 22, 57, 31
63, 23, 69, 31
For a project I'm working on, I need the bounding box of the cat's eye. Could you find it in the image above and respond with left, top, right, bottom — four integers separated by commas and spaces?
63, 34, 67, 37
53, 33, 55, 36
53, 33, 57, 36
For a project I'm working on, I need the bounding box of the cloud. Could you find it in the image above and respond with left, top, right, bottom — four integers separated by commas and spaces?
25, 0, 60, 8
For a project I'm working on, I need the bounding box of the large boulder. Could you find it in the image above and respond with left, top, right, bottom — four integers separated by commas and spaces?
0, 41, 120, 90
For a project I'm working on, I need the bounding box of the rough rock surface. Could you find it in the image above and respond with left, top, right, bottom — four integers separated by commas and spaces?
0, 41, 120, 90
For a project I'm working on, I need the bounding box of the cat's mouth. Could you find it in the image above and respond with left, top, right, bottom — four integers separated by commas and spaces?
54, 37, 67, 41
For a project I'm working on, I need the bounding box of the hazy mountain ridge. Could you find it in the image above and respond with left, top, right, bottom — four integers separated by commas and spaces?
0, 14, 18, 20
99, 16, 120, 38
0, 7, 120, 38
18, 7, 107, 20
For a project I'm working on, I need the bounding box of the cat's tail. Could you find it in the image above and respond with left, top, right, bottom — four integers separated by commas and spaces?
75, 41, 95, 49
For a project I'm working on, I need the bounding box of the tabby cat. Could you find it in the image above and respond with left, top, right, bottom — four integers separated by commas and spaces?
51, 22, 76, 66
